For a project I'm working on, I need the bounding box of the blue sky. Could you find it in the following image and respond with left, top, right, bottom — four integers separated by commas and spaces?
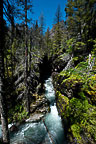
32, 0, 67, 31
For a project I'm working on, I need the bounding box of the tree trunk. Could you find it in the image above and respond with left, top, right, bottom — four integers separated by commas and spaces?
29, 34, 32, 73
0, 0, 9, 143
5, 56, 9, 78
11, 21, 14, 79
25, 0, 30, 114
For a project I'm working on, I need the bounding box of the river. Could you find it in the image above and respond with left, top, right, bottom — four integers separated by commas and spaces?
0, 77, 66, 144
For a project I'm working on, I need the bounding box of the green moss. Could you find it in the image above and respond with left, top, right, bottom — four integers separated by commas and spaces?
80, 107, 96, 142
65, 97, 96, 143
56, 91, 69, 117
84, 74, 96, 104
61, 74, 83, 90
71, 124, 82, 143
78, 91, 86, 100
52, 56, 96, 143
57, 91, 69, 103
60, 68, 74, 78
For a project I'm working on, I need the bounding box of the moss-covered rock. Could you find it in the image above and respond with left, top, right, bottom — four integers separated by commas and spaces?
84, 74, 96, 104
52, 56, 96, 144
56, 91, 69, 117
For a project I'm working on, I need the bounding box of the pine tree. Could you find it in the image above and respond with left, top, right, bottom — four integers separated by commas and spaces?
45, 27, 52, 58
53, 5, 63, 54
65, 0, 79, 37
39, 13, 45, 54
16, 0, 33, 114
34, 20, 40, 50
24, 0, 30, 114
0, 0, 9, 143
39, 13, 45, 35
65, 0, 96, 54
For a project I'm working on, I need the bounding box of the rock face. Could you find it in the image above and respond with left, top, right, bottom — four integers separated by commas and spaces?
26, 94, 50, 123
52, 53, 72, 72
30, 95, 50, 114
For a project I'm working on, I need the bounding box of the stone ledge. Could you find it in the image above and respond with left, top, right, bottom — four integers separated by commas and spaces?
25, 113, 44, 123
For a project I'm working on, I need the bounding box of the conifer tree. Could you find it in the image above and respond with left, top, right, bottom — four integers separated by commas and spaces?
16, 0, 33, 114
39, 13, 45, 36
33, 20, 40, 51
53, 5, 63, 54
45, 27, 52, 58
39, 13, 45, 54
0, 0, 9, 143
65, 0, 96, 54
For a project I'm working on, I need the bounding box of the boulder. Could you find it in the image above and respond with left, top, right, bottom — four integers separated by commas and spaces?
10, 125, 18, 132
26, 114, 44, 123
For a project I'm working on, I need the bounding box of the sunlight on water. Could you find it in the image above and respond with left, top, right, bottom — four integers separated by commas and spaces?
44, 77, 55, 104
44, 77, 65, 144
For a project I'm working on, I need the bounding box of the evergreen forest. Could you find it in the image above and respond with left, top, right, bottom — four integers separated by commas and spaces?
0, 0, 96, 144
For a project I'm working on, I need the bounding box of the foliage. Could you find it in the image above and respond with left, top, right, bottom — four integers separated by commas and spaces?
71, 124, 82, 143
45, 27, 53, 59
0, 0, 96, 143
84, 74, 96, 104
8, 104, 28, 123
92, 39, 96, 55
0, 0, 46, 130
66, 38, 75, 54
53, 56, 96, 143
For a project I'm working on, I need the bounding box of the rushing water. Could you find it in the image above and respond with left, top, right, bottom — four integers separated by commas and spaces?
0, 77, 66, 144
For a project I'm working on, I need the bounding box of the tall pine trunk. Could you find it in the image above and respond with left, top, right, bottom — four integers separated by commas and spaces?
29, 34, 32, 73
5, 56, 9, 78
11, 20, 14, 79
0, 0, 9, 143
25, 0, 30, 114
